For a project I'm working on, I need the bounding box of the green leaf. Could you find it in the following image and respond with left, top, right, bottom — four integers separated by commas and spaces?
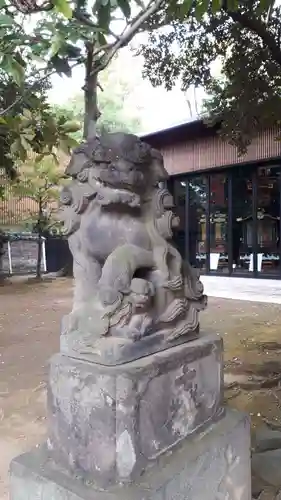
65, 44, 81, 59
179, 0, 193, 16
22, 108, 33, 120
195, 0, 209, 20
35, 153, 46, 164
0, 13, 14, 26
10, 138, 20, 156
20, 116, 32, 127
11, 137, 26, 160
61, 120, 81, 132
20, 135, 30, 150
94, 1, 111, 30
93, 0, 108, 9
22, 132, 35, 141
1, 55, 25, 86
226, 0, 239, 10
50, 55, 72, 77
51, 152, 60, 165
10, 60, 25, 86
97, 31, 107, 46
212, 0, 221, 12
59, 138, 71, 155
53, 0, 72, 18
256, 0, 273, 15
32, 43, 46, 56
32, 54, 47, 65
117, 0, 131, 18
59, 134, 79, 152
50, 34, 65, 56
64, 136, 79, 148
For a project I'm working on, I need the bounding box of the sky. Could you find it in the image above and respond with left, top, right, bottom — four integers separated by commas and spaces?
48, 46, 206, 134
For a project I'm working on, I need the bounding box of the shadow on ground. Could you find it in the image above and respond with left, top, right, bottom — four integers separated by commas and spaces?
201, 299, 281, 430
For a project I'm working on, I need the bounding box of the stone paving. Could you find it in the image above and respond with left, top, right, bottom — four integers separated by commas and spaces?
202, 276, 281, 304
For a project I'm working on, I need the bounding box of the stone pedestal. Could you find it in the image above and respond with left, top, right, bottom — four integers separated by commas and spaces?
10, 409, 251, 500
10, 334, 252, 499
47, 334, 223, 487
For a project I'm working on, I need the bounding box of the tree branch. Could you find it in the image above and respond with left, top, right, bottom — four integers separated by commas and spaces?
226, 8, 281, 67
72, 9, 121, 41
90, 0, 166, 75
0, 59, 83, 117
4, 0, 166, 116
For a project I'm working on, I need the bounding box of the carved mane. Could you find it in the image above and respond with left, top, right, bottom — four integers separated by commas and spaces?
59, 132, 207, 365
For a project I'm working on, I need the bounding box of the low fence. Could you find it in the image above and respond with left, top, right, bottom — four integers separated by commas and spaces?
0, 232, 72, 275
1, 233, 46, 275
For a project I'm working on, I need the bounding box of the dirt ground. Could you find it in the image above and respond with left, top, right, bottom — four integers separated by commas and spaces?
1, 278, 281, 498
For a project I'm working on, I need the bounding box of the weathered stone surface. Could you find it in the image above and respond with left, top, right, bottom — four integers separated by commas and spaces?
252, 473, 267, 498
10, 409, 251, 500
252, 449, 281, 487
256, 487, 279, 500
58, 132, 207, 365
47, 333, 223, 487
254, 426, 281, 453
60, 319, 200, 366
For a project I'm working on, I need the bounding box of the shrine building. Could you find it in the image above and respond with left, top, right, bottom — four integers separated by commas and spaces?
141, 119, 281, 279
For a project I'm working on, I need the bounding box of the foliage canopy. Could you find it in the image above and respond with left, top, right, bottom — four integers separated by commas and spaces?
0, 0, 276, 161
0, 6, 81, 185
141, 0, 281, 153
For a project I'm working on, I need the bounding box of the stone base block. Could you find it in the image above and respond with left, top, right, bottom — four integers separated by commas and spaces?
47, 333, 223, 487
10, 409, 251, 500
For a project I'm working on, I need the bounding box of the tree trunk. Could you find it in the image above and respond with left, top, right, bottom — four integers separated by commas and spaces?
0, 236, 5, 283
83, 43, 100, 140
36, 202, 43, 279
56, 45, 100, 278
36, 232, 43, 279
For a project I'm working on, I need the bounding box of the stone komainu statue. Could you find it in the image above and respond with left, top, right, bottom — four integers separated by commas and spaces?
59, 132, 207, 365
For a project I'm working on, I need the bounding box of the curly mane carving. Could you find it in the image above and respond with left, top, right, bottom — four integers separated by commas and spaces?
59, 132, 207, 365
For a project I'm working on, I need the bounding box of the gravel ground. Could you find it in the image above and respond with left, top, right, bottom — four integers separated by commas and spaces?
1, 277, 281, 498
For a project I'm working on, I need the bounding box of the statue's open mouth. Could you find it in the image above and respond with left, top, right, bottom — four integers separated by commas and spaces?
96, 179, 138, 194
96, 178, 144, 196
95, 179, 141, 207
